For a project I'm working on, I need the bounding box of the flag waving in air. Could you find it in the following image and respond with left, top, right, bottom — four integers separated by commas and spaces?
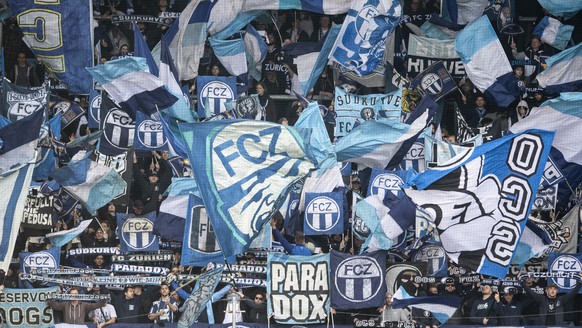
405, 130, 554, 278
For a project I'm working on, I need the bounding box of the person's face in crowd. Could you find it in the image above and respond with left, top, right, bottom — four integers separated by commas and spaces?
120, 45, 129, 54
162, 151, 170, 160
475, 96, 486, 108
95, 229, 105, 241
267, 33, 276, 45
410, 0, 422, 11
534, 92, 543, 101
280, 118, 289, 125
352, 181, 361, 190
518, 105, 528, 116
514, 66, 523, 77
427, 286, 438, 295
134, 206, 143, 215
524, 277, 534, 286
254, 294, 264, 304
256, 84, 265, 96
445, 283, 456, 293
531, 37, 541, 50
160, 284, 170, 297
149, 174, 159, 184
385, 294, 393, 306
134, 286, 143, 296
94, 255, 105, 266
158, 0, 168, 9
102, 221, 111, 233
546, 286, 558, 298
211, 65, 220, 76
17, 53, 26, 67
108, 203, 116, 213
447, 135, 457, 143
461, 81, 472, 93
320, 16, 330, 28
481, 284, 493, 296
503, 292, 514, 303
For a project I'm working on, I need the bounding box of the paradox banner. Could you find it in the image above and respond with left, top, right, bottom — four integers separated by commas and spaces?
268, 253, 330, 324
0, 287, 57, 328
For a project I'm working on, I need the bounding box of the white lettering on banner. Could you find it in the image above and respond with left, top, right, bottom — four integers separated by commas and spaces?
335, 257, 383, 302
550, 255, 582, 289
270, 261, 329, 322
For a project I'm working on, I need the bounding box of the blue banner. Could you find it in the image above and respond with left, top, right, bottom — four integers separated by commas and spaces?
134, 111, 168, 152
117, 212, 159, 252
548, 252, 582, 294
196, 76, 237, 118
330, 250, 386, 310
411, 61, 458, 101
0, 286, 57, 328
88, 89, 101, 129
1, 79, 49, 122
268, 253, 330, 324
367, 168, 415, 200
304, 192, 344, 235
19, 247, 60, 274
8, 0, 93, 93
98, 95, 135, 156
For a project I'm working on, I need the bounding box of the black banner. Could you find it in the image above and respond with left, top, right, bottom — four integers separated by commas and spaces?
21, 195, 54, 229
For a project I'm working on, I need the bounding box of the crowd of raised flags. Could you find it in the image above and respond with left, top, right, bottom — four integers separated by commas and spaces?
2, 0, 582, 327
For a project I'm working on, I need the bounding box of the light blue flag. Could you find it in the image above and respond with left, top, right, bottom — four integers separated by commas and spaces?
510, 93, 582, 204
534, 43, 582, 95
46, 218, 93, 248
179, 120, 316, 258
0, 286, 58, 328
0, 164, 34, 272
50, 152, 126, 214
294, 102, 337, 173
405, 130, 554, 278
209, 36, 248, 79
117, 212, 159, 252
334, 95, 437, 169
537, 0, 582, 19
32, 113, 61, 181
455, 15, 518, 108
7, 0, 92, 93
511, 220, 552, 268
268, 252, 330, 324
330, 0, 402, 76
133, 21, 159, 76
244, 24, 268, 81
533, 16, 574, 51
177, 267, 224, 328
393, 286, 461, 325
154, 177, 200, 241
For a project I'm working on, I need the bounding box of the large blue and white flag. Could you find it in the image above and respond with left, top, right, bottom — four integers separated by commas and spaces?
511, 220, 552, 267
117, 212, 159, 252
134, 111, 168, 152
1, 79, 49, 122
330, 0, 402, 76
7, 0, 92, 93
46, 218, 93, 248
181, 193, 235, 267
430, 0, 488, 30
536, 0, 582, 20
0, 164, 34, 272
304, 192, 344, 235
196, 76, 238, 118
0, 286, 58, 328
355, 194, 416, 252
333, 86, 403, 137
177, 267, 224, 327
209, 36, 248, 81
154, 178, 200, 241
133, 21, 159, 76
330, 250, 386, 310
404, 130, 554, 278
0, 107, 43, 174
294, 102, 337, 173
455, 15, 518, 108
532, 16, 574, 51
510, 93, 582, 204
334, 95, 437, 169
268, 253, 330, 324
179, 120, 315, 258
50, 153, 126, 214
98, 95, 135, 156
86, 57, 177, 118
244, 24, 268, 81
534, 43, 582, 94
20, 247, 60, 274
393, 286, 460, 325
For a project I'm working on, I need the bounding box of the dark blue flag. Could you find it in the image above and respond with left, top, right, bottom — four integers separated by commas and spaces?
411, 61, 458, 101
304, 192, 344, 235
88, 89, 101, 129
134, 111, 168, 152
117, 212, 159, 252
196, 76, 237, 118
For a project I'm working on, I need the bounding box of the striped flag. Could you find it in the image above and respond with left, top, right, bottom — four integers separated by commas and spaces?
244, 24, 268, 81
532, 16, 574, 51
534, 43, 582, 95
393, 286, 461, 325
0, 108, 43, 174
453, 103, 475, 143
133, 21, 159, 76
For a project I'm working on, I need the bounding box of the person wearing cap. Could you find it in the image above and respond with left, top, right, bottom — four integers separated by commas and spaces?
469, 282, 500, 326
132, 152, 162, 214
521, 273, 582, 325
270, 219, 312, 256
495, 286, 526, 326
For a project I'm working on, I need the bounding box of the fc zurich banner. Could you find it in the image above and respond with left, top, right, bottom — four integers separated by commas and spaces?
117, 212, 159, 252
412, 243, 448, 277
334, 87, 402, 137
179, 120, 315, 258
329, 0, 402, 76
304, 192, 344, 235
407, 34, 465, 81
405, 130, 554, 278
411, 61, 458, 101
182, 194, 234, 267
134, 111, 168, 152
196, 76, 237, 118
0, 286, 57, 328
99, 95, 135, 156
49, 94, 85, 129
367, 168, 415, 200
268, 253, 330, 324
330, 250, 386, 310
21, 195, 54, 230
8, 0, 93, 94
88, 89, 101, 129
398, 138, 426, 173
1, 80, 48, 122
20, 247, 60, 274
548, 253, 582, 294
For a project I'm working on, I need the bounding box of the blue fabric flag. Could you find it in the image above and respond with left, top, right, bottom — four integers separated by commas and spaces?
429, 0, 487, 30
181, 193, 235, 267
49, 94, 84, 129
393, 286, 461, 325
294, 102, 337, 173
46, 218, 93, 248
133, 21, 159, 76
455, 16, 518, 108
244, 24, 268, 81
405, 130, 554, 278
330, 0, 402, 76
154, 178, 200, 241
50, 153, 126, 214
511, 220, 552, 267
367, 168, 416, 200
304, 192, 344, 235
1, 79, 49, 122
179, 120, 315, 258
536, 0, 582, 20
534, 43, 582, 95
32, 113, 61, 181
117, 212, 159, 252
88, 89, 101, 129
209, 36, 248, 80
86, 57, 178, 118
7, 0, 92, 93
98, 95, 135, 156
134, 111, 168, 152
330, 250, 386, 310
0, 164, 34, 272
196, 76, 238, 118
19, 247, 60, 274
334, 95, 437, 169
532, 16, 574, 51
0, 107, 43, 174
510, 93, 582, 204
411, 60, 458, 101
